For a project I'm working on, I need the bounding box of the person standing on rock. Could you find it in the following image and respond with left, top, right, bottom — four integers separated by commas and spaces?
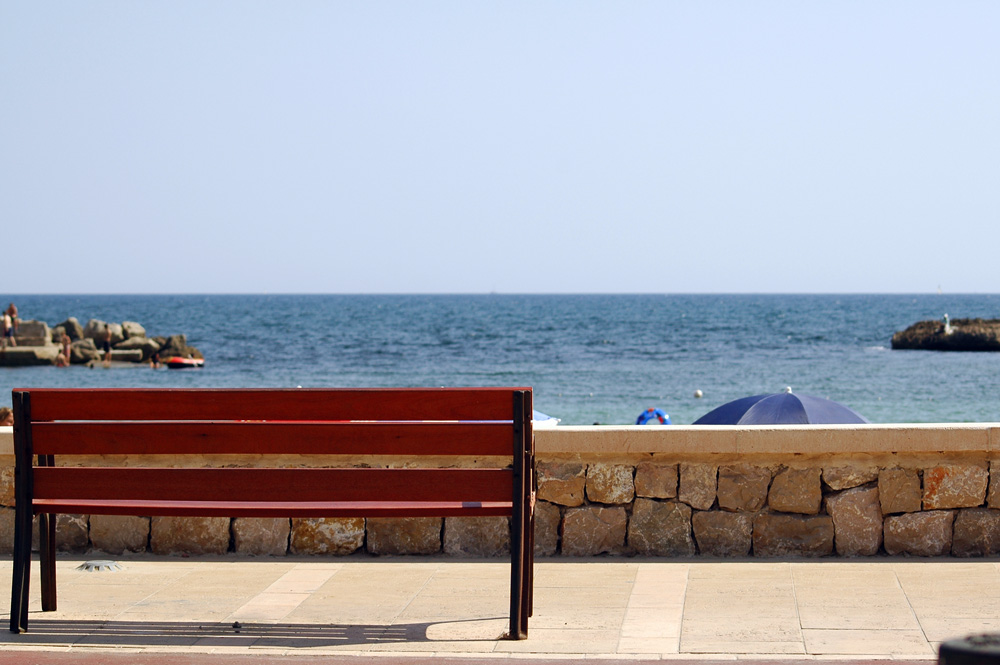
1, 306, 15, 350
102, 324, 113, 367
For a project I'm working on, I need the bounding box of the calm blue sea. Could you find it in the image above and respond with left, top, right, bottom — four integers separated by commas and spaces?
2, 294, 999, 425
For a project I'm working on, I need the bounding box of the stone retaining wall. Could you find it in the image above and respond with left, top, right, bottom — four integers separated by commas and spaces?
3, 424, 1000, 558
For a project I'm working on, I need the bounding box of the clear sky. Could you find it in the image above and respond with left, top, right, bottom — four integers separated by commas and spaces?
2, 2, 998, 294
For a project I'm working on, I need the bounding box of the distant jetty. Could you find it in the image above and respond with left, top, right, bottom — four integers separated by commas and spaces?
0, 317, 202, 367
891, 317, 1000, 352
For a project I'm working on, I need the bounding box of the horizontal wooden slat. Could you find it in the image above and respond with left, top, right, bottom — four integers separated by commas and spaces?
30, 421, 514, 456
33, 467, 513, 504
32, 499, 514, 518
17, 388, 528, 422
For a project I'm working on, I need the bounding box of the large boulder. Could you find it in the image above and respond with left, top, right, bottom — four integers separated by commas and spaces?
157, 334, 202, 360
57, 317, 84, 341
121, 321, 146, 339
70, 339, 102, 364
83, 320, 124, 345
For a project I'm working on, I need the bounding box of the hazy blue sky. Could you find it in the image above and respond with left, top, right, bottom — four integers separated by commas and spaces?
3, 2, 997, 294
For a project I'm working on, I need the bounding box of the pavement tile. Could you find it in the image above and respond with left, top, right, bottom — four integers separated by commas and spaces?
802, 629, 936, 656
616, 636, 680, 653
493, 628, 621, 654
681, 619, 804, 644
917, 616, 1000, 642
681, 640, 807, 654
797, 605, 920, 631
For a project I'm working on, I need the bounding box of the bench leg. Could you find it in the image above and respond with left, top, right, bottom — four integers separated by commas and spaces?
508, 517, 526, 640
39, 513, 57, 612
9, 505, 31, 632
527, 505, 535, 618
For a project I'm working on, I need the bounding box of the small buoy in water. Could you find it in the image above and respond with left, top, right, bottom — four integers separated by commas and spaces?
694, 389, 703, 399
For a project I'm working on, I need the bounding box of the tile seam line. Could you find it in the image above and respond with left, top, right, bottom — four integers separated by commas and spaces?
894, 563, 931, 652
677, 562, 693, 654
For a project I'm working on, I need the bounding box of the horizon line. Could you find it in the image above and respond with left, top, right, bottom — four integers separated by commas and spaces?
3, 291, 999, 297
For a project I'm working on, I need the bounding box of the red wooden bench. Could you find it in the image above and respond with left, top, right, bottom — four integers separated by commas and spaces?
9, 387, 535, 638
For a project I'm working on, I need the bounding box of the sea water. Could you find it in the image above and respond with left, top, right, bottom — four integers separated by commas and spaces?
2, 293, 999, 425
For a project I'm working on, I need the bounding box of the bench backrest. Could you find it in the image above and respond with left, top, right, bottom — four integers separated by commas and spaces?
12, 387, 533, 511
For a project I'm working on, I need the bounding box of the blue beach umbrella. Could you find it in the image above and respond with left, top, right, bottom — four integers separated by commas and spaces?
692, 388, 868, 425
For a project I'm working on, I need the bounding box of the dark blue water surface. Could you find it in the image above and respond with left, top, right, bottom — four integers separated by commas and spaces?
2, 294, 999, 425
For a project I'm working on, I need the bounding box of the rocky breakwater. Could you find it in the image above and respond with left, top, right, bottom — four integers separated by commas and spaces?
892, 318, 1000, 351
0, 316, 202, 367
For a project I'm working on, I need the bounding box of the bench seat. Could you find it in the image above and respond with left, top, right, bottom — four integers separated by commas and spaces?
32, 499, 515, 517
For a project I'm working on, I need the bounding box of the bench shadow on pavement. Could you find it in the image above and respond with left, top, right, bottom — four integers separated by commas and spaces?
0, 618, 509, 648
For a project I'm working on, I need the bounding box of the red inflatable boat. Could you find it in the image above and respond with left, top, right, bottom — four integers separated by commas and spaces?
165, 357, 204, 369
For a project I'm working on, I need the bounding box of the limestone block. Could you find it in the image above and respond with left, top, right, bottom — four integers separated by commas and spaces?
823, 464, 879, 490
923, 463, 988, 510
884, 510, 955, 556
586, 463, 635, 505
561, 505, 626, 556
534, 500, 560, 556
692, 510, 752, 557
104, 348, 143, 363
628, 499, 694, 556
952, 508, 1000, 557
114, 336, 161, 361
234, 517, 290, 556
678, 463, 717, 510
634, 462, 678, 499
90, 515, 150, 554
718, 464, 771, 512
990, 461, 1000, 510
366, 517, 441, 555
824, 485, 882, 556
151, 516, 230, 555
879, 468, 921, 515
447, 516, 510, 559
0, 508, 14, 555
56, 514, 89, 552
291, 518, 364, 555
0, 465, 13, 506
14, 320, 52, 347
0, 346, 60, 366
768, 467, 822, 515
752, 512, 834, 557
536, 461, 587, 507
444, 516, 509, 557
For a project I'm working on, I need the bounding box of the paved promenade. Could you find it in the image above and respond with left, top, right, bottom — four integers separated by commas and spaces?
2, 556, 999, 662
